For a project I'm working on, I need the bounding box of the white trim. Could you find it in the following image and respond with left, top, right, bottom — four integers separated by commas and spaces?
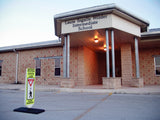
154, 56, 160, 76
54, 58, 61, 77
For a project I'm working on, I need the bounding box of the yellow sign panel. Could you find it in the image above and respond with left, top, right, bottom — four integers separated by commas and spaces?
25, 68, 35, 108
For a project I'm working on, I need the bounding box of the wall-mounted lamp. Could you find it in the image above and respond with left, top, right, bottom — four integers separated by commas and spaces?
104, 44, 106, 51
94, 35, 98, 43
103, 44, 111, 51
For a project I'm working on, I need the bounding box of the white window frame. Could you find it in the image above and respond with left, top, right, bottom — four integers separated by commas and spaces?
54, 58, 61, 77
35, 59, 41, 76
0, 60, 2, 77
154, 56, 160, 76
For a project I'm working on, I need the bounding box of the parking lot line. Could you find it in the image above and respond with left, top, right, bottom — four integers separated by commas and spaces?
73, 93, 112, 120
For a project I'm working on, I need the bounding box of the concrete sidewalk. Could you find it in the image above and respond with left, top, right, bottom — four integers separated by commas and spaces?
0, 83, 160, 94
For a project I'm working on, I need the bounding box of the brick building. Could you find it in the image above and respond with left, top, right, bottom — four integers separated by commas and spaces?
0, 4, 160, 88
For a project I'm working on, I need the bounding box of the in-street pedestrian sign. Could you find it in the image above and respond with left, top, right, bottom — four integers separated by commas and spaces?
14, 68, 44, 114
25, 68, 35, 108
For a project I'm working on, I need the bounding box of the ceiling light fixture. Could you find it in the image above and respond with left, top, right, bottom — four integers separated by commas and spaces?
94, 35, 98, 43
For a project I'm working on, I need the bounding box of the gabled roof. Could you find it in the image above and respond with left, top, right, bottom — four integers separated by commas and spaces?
0, 40, 62, 52
54, 3, 149, 36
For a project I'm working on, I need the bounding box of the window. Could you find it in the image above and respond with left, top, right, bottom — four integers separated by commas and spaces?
36, 59, 41, 76
155, 56, 160, 76
0, 60, 2, 76
55, 58, 60, 76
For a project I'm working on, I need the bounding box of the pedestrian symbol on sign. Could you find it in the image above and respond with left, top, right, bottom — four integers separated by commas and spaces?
29, 90, 32, 98
27, 78, 34, 99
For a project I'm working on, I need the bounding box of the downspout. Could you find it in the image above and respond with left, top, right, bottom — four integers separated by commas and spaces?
13, 49, 19, 84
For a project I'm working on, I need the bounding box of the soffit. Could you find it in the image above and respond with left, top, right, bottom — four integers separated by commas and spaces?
62, 29, 135, 52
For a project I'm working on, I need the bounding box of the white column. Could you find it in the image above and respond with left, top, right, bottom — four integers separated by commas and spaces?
135, 37, 140, 78
111, 30, 115, 78
63, 36, 67, 78
106, 30, 110, 78
15, 52, 19, 84
67, 35, 70, 78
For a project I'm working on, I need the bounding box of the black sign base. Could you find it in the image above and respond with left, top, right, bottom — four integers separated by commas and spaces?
13, 107, 45, 114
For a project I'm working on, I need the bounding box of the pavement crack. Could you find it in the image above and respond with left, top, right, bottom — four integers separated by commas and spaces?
73, 93, 112, 120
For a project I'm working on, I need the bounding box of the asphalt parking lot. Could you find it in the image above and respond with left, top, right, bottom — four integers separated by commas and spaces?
0, 89, 160, 120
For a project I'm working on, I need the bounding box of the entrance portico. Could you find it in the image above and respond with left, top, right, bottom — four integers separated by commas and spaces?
54, 4, 149, 88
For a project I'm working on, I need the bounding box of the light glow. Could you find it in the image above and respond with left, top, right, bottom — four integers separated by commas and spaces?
94, 35, 98, 43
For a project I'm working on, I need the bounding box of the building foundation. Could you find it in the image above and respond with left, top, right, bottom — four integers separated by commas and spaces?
102, 77, 121, 89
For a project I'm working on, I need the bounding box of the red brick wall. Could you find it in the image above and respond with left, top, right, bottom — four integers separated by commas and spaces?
0, 47, 64, 85
70, 47, 78, 83
76, 46, 100, 86
84, 47, 99, 85
77, 47, 85, 86
0, 52, 16, 83
132, 50, 136, 78
18, 47, 63, 85
121, 44, 132, 86
98, 53, 106, 84
132, 47, 160, 85
1, 45, 159, 86
0, 47, 80, 86
139, 48, 160, 85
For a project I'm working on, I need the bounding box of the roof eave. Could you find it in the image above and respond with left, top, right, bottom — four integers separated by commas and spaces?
0, 40, 62, 52
141, 32, 160, 37
54, 4, 149, 36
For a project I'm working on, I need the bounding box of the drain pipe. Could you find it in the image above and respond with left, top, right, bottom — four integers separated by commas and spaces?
13, 49, 19, 84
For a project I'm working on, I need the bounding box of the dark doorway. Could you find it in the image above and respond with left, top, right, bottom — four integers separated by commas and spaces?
97, 48, 121, 84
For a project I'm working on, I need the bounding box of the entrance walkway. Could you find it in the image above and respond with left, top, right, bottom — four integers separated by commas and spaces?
0, 83, 160, 94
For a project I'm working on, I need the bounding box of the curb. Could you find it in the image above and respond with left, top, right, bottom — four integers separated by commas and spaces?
0, 84, 160, 95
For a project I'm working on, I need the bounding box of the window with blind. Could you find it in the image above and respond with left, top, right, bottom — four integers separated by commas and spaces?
55, 58, 60, 76
155, 56, 160, 76
0, 60, 2, 76
36, 59, 41, 76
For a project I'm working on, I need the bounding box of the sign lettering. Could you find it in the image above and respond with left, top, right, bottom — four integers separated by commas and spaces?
62, 14, 108, 34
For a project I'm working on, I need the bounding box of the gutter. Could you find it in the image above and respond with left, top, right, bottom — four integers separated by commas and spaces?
141, 31, 160, 42
0, 40, 62, 52
141, 32, 160, 37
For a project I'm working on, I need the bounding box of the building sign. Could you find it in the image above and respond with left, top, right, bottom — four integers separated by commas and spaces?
25, 68, 35, 108
61, 14, 109, 34
61, 14, 140, 36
